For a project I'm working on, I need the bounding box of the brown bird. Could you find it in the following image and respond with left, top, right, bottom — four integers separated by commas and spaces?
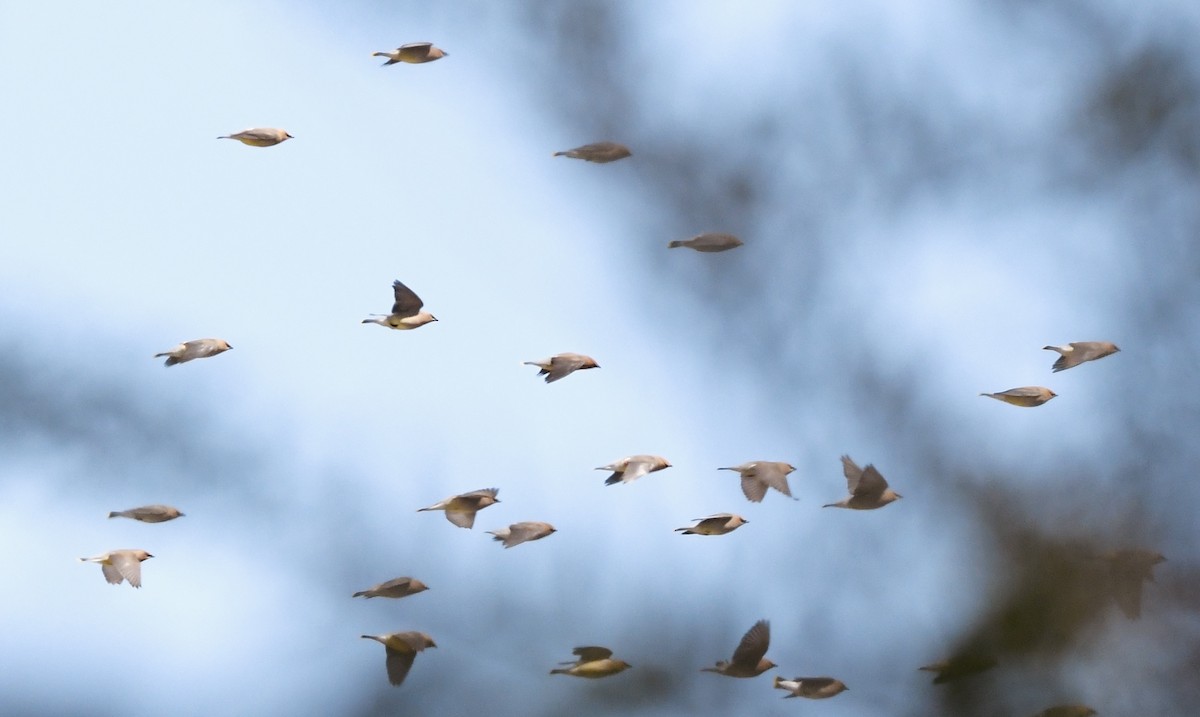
523, 353, 599, 383
918, 653, 998, 684
372, 42, 447, 65
550, 646, 632, 678
352, 577, 429, 599
675, 513, 748, 536
668, 233, 744, 252
78, 549, 153, 588
107, 505, 184, 523
154, 338, 232, 366
1102, 548, 1166, 619
360, 632, 436, 687
596, 455, 671, 485
362, 279, 438, 330
488, 521, 557, 548
553, 141, 632, 163
217, 128, 292, 146
718, 461, 796, 502
1043, 341, 1119, 372
1032, 706, 1097, 717
773, 676, 848, 699
823, 455, 902, 510
979, 386, 1057, 407
417, 488, 499, 528
702, 619, 776, 677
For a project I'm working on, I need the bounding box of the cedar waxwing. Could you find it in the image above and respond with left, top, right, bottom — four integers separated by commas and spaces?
1032, 706, 1097, 717
362, 279, 438, 330
596, 455, 671, 485
553, 141, 631, 163
417, 488, 499, 528
217, 128, 292, 146
154, 338, 232, 366
550, 646, 632, 678
718, 461, 796, 502
523, 353, 599, 383
488, 521, 557, 548
107, 505, 184, 523
1102, 548, 1166, 619
702, 620, 775, 677
773, 676, 848, 699
668, 233, 744, 252
980, 386, 1057, 407
823, 455, 902, 510
78, 549, 153, 588
1043, 341, 1120, 372
360, 632, 436, 687
353, 577, 429, 599
918, 654, 998, 684
675, 513, 748, 536
372, 42, 447, 65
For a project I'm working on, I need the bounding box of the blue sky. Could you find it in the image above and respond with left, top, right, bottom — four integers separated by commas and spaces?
2, 2, 1199, 715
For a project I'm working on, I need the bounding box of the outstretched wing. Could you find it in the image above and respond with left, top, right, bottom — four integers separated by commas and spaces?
391, 280, 425, 317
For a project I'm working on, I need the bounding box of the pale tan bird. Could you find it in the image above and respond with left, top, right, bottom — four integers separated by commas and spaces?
553, 141, 632, 163
352, 577, 429, 599
979, 386, 1057, 407
360, 632, 436, 687
107, 505, 184, 523
78, 549, 153, 588
154, 338, 232, 367
823, 455, 902, 510
668, 233, 744, 252
550, 646, 632, 678
523, 353, 599, 383
918, 654, 998, 684
773, 676, 848, 699
675, 513, 748, 536
217, 128, 293, 146
702, 619, 776, 678
362, 279, 438, 330
488, 521, 557, 548
1043, 341, 1120, 372
1032, 706, 1097, 717
1102, 548, 1166, 619
596, 455, 671, 485
417, 488, 499, 528
719, 461, 796, 502
372, 42, 447, 65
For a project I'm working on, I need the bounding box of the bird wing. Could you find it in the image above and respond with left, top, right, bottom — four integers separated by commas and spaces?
400, 42, 433, 51
110, 553, 143, 588
573, 646, 613, 662
620, 460, 653, 483
840, 455, 863, 491
390, 280, 425, 317
740, 475, 768, 502
1000, 386, 1043, 398
852, 465, 889, 497
100, 562, 125, 585
730, 620, 770, 667
462, 487, 499, 501
545, 355, 586, 383
384, 644, 418, 686
445, 510, 477, 529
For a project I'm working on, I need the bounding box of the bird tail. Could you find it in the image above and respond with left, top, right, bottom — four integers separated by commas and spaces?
668, 240, 686, 248
700, 666, 721, 673
549, 668, 569, 675
107, 511, 121, 519
352, 591, 368, 598
674, 528, 693, 534
773, 676, 784, 688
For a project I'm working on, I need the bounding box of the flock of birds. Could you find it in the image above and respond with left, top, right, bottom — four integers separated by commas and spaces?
70, 40, 1160, 717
